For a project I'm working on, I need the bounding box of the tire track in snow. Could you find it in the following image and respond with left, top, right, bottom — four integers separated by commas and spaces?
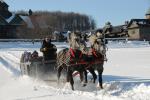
0, 56, 21, 76
1, 52, 21, 73
7, 51, 20, 62
2, 53, 20, 66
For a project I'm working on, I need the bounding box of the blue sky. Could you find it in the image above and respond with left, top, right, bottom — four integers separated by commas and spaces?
5, 0, 150, 28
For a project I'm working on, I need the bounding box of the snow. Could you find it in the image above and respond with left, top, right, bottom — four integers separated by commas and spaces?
5, 14, 34, 28
20, 16, 34, 28
5, 13, 15, 23
0, 41, 150, 100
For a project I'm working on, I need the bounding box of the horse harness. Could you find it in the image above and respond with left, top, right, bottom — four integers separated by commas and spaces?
61, 48, 104, 67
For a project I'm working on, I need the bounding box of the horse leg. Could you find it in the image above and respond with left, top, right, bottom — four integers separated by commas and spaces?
57, 66, 63, 84
97, 67, 104, 89
83, 69, 88, 86
67, 69, 74, 90
79, 71, 83, 82
78, 70, 87, 87
70, 72, 74, 90
88, 67, 97, 83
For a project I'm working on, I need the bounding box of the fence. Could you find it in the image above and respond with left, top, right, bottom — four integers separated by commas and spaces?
0, 39, 56, 42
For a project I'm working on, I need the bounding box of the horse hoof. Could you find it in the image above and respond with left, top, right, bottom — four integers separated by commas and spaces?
72, 88, 75, 90
82, 84, 87, 87
93, 81, 96, 83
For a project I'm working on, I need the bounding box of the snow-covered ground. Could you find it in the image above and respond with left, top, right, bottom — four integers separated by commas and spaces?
0, 41, 150, 100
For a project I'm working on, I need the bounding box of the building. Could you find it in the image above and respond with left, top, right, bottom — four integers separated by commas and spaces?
102, 22, 128, 38
0, 0, 34, 38
0, 0, 53, 39
102, 8, 150, 41
127, 8, 150, 40
0, 0, 12, 19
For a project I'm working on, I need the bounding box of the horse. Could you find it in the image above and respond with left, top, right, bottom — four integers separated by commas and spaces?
78, 30, 107, 89
57, 31, 88, 90
86, 31, 107, 89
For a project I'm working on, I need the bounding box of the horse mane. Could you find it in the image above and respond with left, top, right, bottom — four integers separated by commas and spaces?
88, 34, 97, 46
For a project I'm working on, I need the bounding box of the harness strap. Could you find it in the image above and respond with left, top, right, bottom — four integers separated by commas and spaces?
92, 49, 98, 57
61, 48, 84, 67
79, 51, 82, 58
70, 48, 75, 58
70, 48, 82, 59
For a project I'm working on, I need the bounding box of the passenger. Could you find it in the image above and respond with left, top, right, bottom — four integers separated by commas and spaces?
23, 51, 31, 62
31, 50, 38, 58
40, 36, 57, 61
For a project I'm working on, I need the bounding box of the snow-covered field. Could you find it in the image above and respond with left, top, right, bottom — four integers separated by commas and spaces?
0, 41, 150, 100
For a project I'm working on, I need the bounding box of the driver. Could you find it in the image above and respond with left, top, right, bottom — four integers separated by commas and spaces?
40, 36, 57, 61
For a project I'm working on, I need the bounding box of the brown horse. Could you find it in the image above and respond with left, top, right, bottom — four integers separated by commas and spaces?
57, 32, 88, 90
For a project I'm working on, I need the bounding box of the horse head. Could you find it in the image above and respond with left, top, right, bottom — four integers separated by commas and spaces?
88, 32, 106, 55
68, 31, 82, 50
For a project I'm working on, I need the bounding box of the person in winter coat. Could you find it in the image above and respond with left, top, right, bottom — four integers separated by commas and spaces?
40, 37, 57, 61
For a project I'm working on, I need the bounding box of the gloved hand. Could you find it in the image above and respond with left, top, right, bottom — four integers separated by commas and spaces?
43, 47, 47, 51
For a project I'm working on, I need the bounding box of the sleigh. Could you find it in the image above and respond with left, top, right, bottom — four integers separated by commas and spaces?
20, 51, 57, 81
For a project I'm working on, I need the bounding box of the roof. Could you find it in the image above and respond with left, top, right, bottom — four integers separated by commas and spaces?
20, 15, 34, 28
6, 13, 15, 23
5, 14, 34, 28
0, 15, 8, 25
111, 25, 125, 33
0, 0, 8, 7
102, 24, 127, 38
9, 15, 26, 25
128, 19, 150, 27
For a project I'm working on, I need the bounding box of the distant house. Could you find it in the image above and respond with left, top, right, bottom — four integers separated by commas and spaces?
0, 0, 51, 39
104, 24, 127, 38
127, 9, 150, 40
127, 19, 150, 40
0, 14, 34, 38
0, 1, 35, 38
103, 8, 150, 41
0, 15, 8, 38
96, 22, 128, 38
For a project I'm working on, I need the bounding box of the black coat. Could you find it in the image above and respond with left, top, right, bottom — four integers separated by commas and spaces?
40, 40, 57, 60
